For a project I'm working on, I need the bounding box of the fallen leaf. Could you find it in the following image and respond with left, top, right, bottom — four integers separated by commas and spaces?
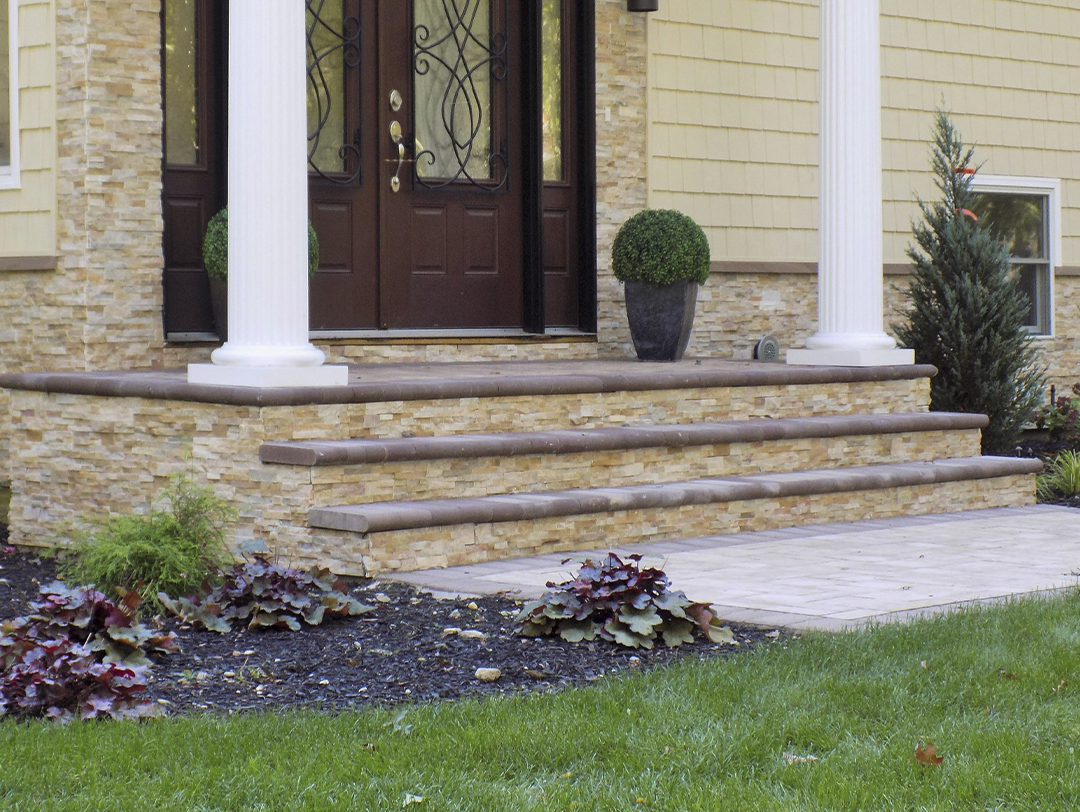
466, 601, 479, 610
765, 629, 780, 640
999, 668, 1018, 680
782, 752, 819, 765
1055, 679, 1068, 692
403, 793, 424, 806
375, 593, 392, 603
524, 669, 550, 680
914, 741, 944, 766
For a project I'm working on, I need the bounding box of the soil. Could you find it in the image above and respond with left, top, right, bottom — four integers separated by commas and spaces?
0, 537, 774, 717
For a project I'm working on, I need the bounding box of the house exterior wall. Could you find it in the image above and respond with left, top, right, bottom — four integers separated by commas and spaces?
645, 0, 1080, 389
0, 0, 164, 377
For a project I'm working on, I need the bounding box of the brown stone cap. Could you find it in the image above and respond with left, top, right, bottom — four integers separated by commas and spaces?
309, 456, 1043, 534
261, 411, 987, 466
0, 359, 937, 407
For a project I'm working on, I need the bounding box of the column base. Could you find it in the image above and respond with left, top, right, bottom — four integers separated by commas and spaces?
187, 363, 349, 388
786, 347, 915, 367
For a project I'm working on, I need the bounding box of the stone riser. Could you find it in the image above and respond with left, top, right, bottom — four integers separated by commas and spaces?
303, 428, 983, 505
348, 474, 1037, 574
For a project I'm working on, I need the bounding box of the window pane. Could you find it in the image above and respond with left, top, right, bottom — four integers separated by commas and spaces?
163, 0, 199, 165
541, 0, 563, 181
307, 0, 348, 175
414, 0, 493, 180
970, 190, 1051, 333
0, 0, 10, 168
971, 192, 1046, 259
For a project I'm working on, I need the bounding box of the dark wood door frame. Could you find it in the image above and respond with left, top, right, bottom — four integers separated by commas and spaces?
161, 1, 596, 338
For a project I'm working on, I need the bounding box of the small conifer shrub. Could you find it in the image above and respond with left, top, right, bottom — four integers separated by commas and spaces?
894, 111, 1044, 454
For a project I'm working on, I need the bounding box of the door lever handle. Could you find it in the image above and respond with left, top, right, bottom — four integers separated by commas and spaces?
390, 120, 404, 193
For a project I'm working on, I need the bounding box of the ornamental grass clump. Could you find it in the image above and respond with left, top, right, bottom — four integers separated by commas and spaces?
1037, 450, 1080, 500
515, 553, 732, 649
59, 472, 234, 615
159, 555, 374, 633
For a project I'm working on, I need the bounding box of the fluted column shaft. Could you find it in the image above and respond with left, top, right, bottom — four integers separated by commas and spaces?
189, 0, 346, 388
788, 0, 913, 367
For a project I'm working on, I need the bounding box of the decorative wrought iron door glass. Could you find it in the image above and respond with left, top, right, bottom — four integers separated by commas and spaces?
413, 0, 507, 188
307, 0, 361, 183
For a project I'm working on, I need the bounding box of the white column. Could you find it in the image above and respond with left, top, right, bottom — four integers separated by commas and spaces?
188, 0, 347, 388
787, 0, 913, 367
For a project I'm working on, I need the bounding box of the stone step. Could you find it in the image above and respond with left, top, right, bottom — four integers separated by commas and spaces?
310, 456, 1041, 535
262, 412, 987, 505
261, 411, 987, 466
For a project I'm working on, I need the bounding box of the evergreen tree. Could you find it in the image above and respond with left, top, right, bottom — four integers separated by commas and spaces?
895, 111, 1044, 455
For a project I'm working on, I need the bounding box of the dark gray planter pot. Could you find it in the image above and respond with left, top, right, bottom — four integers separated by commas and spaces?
624, 279, 698, 361
627, 0, 659, 10
208, 275, 227, 341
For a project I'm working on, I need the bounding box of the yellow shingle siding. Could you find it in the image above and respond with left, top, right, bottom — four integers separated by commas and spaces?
648, 0, 1080, 269
0, 0, 55, 260
647, 0, 818, 263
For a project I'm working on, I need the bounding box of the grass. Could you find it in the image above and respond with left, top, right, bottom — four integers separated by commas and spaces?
4, 593, 1080, 810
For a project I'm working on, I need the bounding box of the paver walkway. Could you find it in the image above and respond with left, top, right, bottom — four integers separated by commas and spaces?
393, 505, 1080, 631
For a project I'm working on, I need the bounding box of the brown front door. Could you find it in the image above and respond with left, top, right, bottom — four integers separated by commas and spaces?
377, 1, 523, 328
308, 0, 523, 330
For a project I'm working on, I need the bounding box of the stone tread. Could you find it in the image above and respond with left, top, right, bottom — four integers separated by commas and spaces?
308, 456, 1042, 534
0, 359, 936, 407
262, 411, 986, 466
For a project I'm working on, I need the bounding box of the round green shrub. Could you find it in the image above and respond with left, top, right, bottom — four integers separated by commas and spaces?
202, 207, 320, 281
611, 209, 711, 286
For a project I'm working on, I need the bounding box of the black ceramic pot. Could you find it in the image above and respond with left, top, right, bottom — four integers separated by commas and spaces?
627, 0, 659, 10
208, 275, 228, 341
624, 279, 697, 361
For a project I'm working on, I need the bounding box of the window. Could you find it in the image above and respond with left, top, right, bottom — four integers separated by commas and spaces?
970, 175, 1060, 336
0, 0, 17, 189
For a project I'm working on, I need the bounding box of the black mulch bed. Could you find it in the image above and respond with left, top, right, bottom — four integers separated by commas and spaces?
0, 536, 775, 718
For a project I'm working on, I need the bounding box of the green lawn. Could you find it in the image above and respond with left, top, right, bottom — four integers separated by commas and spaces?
4, 593, 1080, 811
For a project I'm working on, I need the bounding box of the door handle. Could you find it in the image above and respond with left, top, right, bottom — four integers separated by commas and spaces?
390, 120, 405, 193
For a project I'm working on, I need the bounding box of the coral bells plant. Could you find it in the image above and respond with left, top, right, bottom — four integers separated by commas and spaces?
515, 553, 733, 649
159, 556, 374, 633
0, 582, 177, 721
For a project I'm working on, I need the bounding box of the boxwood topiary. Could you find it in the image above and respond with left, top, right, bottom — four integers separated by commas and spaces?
611, 209, 710, 287
202, 207, 320, 281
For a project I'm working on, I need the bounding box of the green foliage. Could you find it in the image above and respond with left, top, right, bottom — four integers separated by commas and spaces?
515, 553, 731, 649
202, 207, 320, 281
1036, 449, 1080, 500
611, 209, 711, 286
159, 555, 374, 633
60, 472, 234, 614
0, 583, 176, 721
1034, 382, 1080, 444
894, 111, 1044, 454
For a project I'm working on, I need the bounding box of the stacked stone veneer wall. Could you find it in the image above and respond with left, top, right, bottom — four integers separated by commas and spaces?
6, 375, 929, 575
0, 1, 164, 375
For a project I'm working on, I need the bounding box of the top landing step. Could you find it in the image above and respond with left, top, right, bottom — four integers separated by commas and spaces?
0, 359, 937, 407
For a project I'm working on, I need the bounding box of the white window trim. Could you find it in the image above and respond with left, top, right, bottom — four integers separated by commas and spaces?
969, 173, 1060, 337
0, 0, 18, 190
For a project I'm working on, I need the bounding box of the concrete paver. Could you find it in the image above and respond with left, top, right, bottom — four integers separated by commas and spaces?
391, 505, 1080, 630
